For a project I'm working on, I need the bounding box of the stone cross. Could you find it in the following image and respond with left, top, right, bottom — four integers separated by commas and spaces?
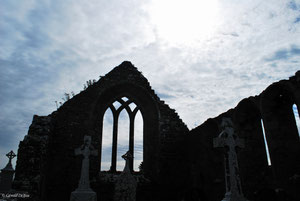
213, 118, 248, 201
74, 135, 98, 190
114, 151, 137, 201
122, 151, 133, 173
0, 150, 16, 192
4, 150, 16, 170
6, 151, 16, 161
70, 135, 98, 201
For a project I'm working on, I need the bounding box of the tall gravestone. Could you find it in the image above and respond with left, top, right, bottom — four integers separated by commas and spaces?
0, 150, 16, 192
114, 151, 137, 201
70, 136, 98, 201
213, 118, 248, 201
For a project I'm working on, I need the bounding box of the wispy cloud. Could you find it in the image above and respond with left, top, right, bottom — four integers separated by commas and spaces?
1, 0, 300, 168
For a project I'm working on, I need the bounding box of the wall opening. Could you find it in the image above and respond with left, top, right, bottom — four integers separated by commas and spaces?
292, 104, 300, 139
101, 108, 113, 171
134, 110, 143, 171
261, 119, 272, 166
117, 109, 130, 171
101, 96, 144, 172
112, 101, 121, 109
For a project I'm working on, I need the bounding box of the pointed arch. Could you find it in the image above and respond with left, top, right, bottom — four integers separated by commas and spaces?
134, 110, 144, 171
117, 109, 130, 171
261, 83, 300, 185
92, 83, 159, 179
234, 97, 269, 194
101, 97, 144, 172
101, 108, 113, 171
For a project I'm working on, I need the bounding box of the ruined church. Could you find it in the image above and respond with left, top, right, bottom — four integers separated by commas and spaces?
10, 61, 300, 201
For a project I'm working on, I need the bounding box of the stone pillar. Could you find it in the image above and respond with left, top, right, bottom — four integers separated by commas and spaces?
0, 150, 16, 192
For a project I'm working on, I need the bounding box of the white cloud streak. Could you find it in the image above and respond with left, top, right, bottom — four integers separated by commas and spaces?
1, 0, 300, 168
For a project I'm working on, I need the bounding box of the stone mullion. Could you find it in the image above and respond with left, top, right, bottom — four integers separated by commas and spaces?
110, 98, 139, 172
130, 108, 139, 171
129, 114, 135, 172
111, 109, 119, 172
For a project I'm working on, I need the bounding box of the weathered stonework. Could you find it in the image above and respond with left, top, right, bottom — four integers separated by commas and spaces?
13, 62, 300, 201
13, 115, 53, 201
183, 72, 300, 201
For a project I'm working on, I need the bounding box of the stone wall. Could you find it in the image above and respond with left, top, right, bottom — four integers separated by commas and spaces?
14, 61, 189, 201
182, 71, 300, 201
13, 115, 53, 201
13, 62, 300, 201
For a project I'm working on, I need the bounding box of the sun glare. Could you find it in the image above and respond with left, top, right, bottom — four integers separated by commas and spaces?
149, 0, 220, 45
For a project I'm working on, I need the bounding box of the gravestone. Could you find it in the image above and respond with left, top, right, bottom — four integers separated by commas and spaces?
70, 136, 98, 201
114, 151, 137, 201
213, 118, 248, 201
0, 150, 16, 192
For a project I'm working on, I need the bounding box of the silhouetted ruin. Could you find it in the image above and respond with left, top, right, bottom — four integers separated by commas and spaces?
11, 61, 300, 201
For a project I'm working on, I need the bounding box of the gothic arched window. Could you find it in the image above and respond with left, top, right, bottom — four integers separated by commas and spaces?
101, 96, 144, 172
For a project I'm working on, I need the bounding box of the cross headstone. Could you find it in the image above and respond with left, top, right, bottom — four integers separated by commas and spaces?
0, 150, 16, 192
70, 136, 98, 201
213, 118, 248, 201
114, 151, 137, 201
122, 151, 132, 173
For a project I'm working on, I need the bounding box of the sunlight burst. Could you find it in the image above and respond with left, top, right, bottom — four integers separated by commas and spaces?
149, 0, 220, 45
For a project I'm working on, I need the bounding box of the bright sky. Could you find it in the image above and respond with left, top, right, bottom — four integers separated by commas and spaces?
1, 0, 300, 169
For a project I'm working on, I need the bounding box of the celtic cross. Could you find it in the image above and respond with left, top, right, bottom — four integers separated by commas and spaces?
213, 118, 248, 201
